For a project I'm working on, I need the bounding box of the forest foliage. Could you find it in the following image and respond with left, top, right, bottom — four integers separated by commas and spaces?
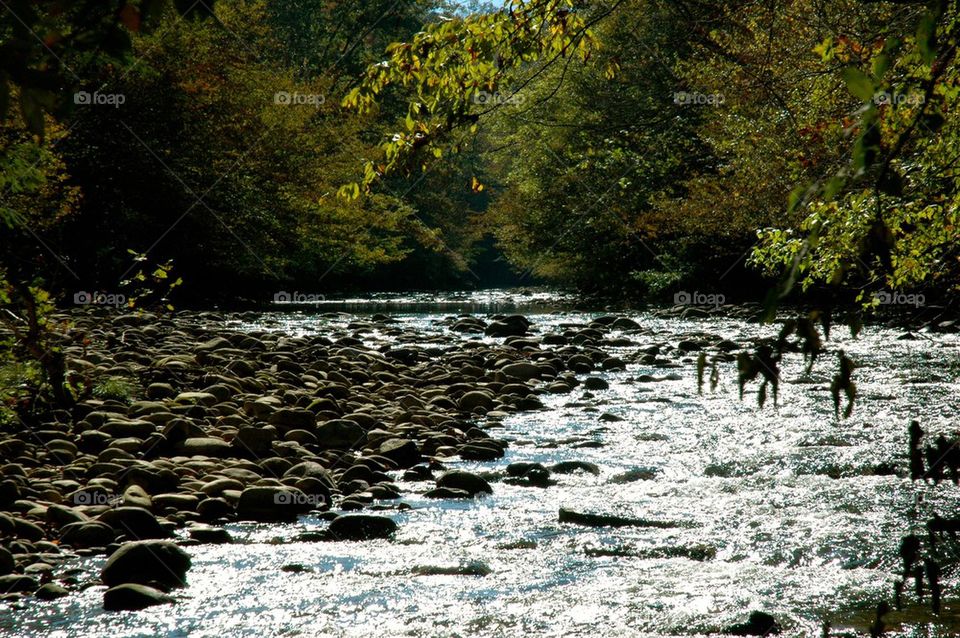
1, 0, 959, 412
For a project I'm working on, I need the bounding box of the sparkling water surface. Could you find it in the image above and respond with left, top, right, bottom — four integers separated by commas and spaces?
4, 290, 960, 637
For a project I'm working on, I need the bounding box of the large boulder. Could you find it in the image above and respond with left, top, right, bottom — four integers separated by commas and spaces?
103, 583, 175, 611
436, 470, 492, 496
100, 540, 191, 588
327, 514, 397, 541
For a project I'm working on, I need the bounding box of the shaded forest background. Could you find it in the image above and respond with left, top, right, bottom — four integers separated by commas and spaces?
2, 0, 959, 305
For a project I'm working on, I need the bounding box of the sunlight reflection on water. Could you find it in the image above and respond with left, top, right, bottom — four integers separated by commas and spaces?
5, 291, 960, 637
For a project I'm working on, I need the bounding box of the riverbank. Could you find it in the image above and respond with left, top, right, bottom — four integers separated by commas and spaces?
0, 306, 672, 611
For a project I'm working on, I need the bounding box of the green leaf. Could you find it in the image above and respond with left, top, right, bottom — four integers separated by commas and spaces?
917, 9, 938, 66
840, 67, 875, 101
871, 53, 891, 80
823, 176, 845, 200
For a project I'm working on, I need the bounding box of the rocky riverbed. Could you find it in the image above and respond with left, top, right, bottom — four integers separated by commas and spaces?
1, 293, 960, 636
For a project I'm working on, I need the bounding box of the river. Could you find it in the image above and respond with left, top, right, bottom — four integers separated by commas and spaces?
4, 289, 959, 637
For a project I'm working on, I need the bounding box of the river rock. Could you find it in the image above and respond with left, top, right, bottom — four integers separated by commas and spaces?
0, 575, 39, 593
485, 316, 529, 337
501, 362, 540, 381
100, 419, 155, 439
233, 426, 276, 457
583, 377, 609, 391
188, 526, 232, 544
60, 521, 117, 547
558, 508, 679, 529
315, 419, 365, 449
459, 391, 494, 412
146, 383, 177, 399
122, 485, 153, 510
100, 540, 191, 588
327, 514, 397, 541
174, 437, 232, 458
197, 497, 233, 521
35, 583, 70, 600
726, 611, 782, 635
436, 470, 492, 496
236, 486, 310, 522
0, 547, 13, 575
103, 583, 175, 611
173, 391, 218, 406
550, 461, 600, 475
458, 442, 505, 461
423, 487, 472, 499
268, 408, 315, 431
412, 561, 491, 576
379, 438, 422, 468
46, 504, 89, 528
99, 507, 169, 540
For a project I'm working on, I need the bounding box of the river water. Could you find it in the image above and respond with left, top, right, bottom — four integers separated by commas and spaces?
5, 290, 960, 637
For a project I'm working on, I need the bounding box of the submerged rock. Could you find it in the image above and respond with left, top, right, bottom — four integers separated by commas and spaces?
412, 561, 491, 576
0, 575, 39, 593
550, 461, 600, 475
436, 470, 492, 496
327, 514, 397, 541
100, 540, 191, 588
725, 611, 782, 635
103, 583, 175, 611
35, 583, 70, 600
558, 508, 680, 529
